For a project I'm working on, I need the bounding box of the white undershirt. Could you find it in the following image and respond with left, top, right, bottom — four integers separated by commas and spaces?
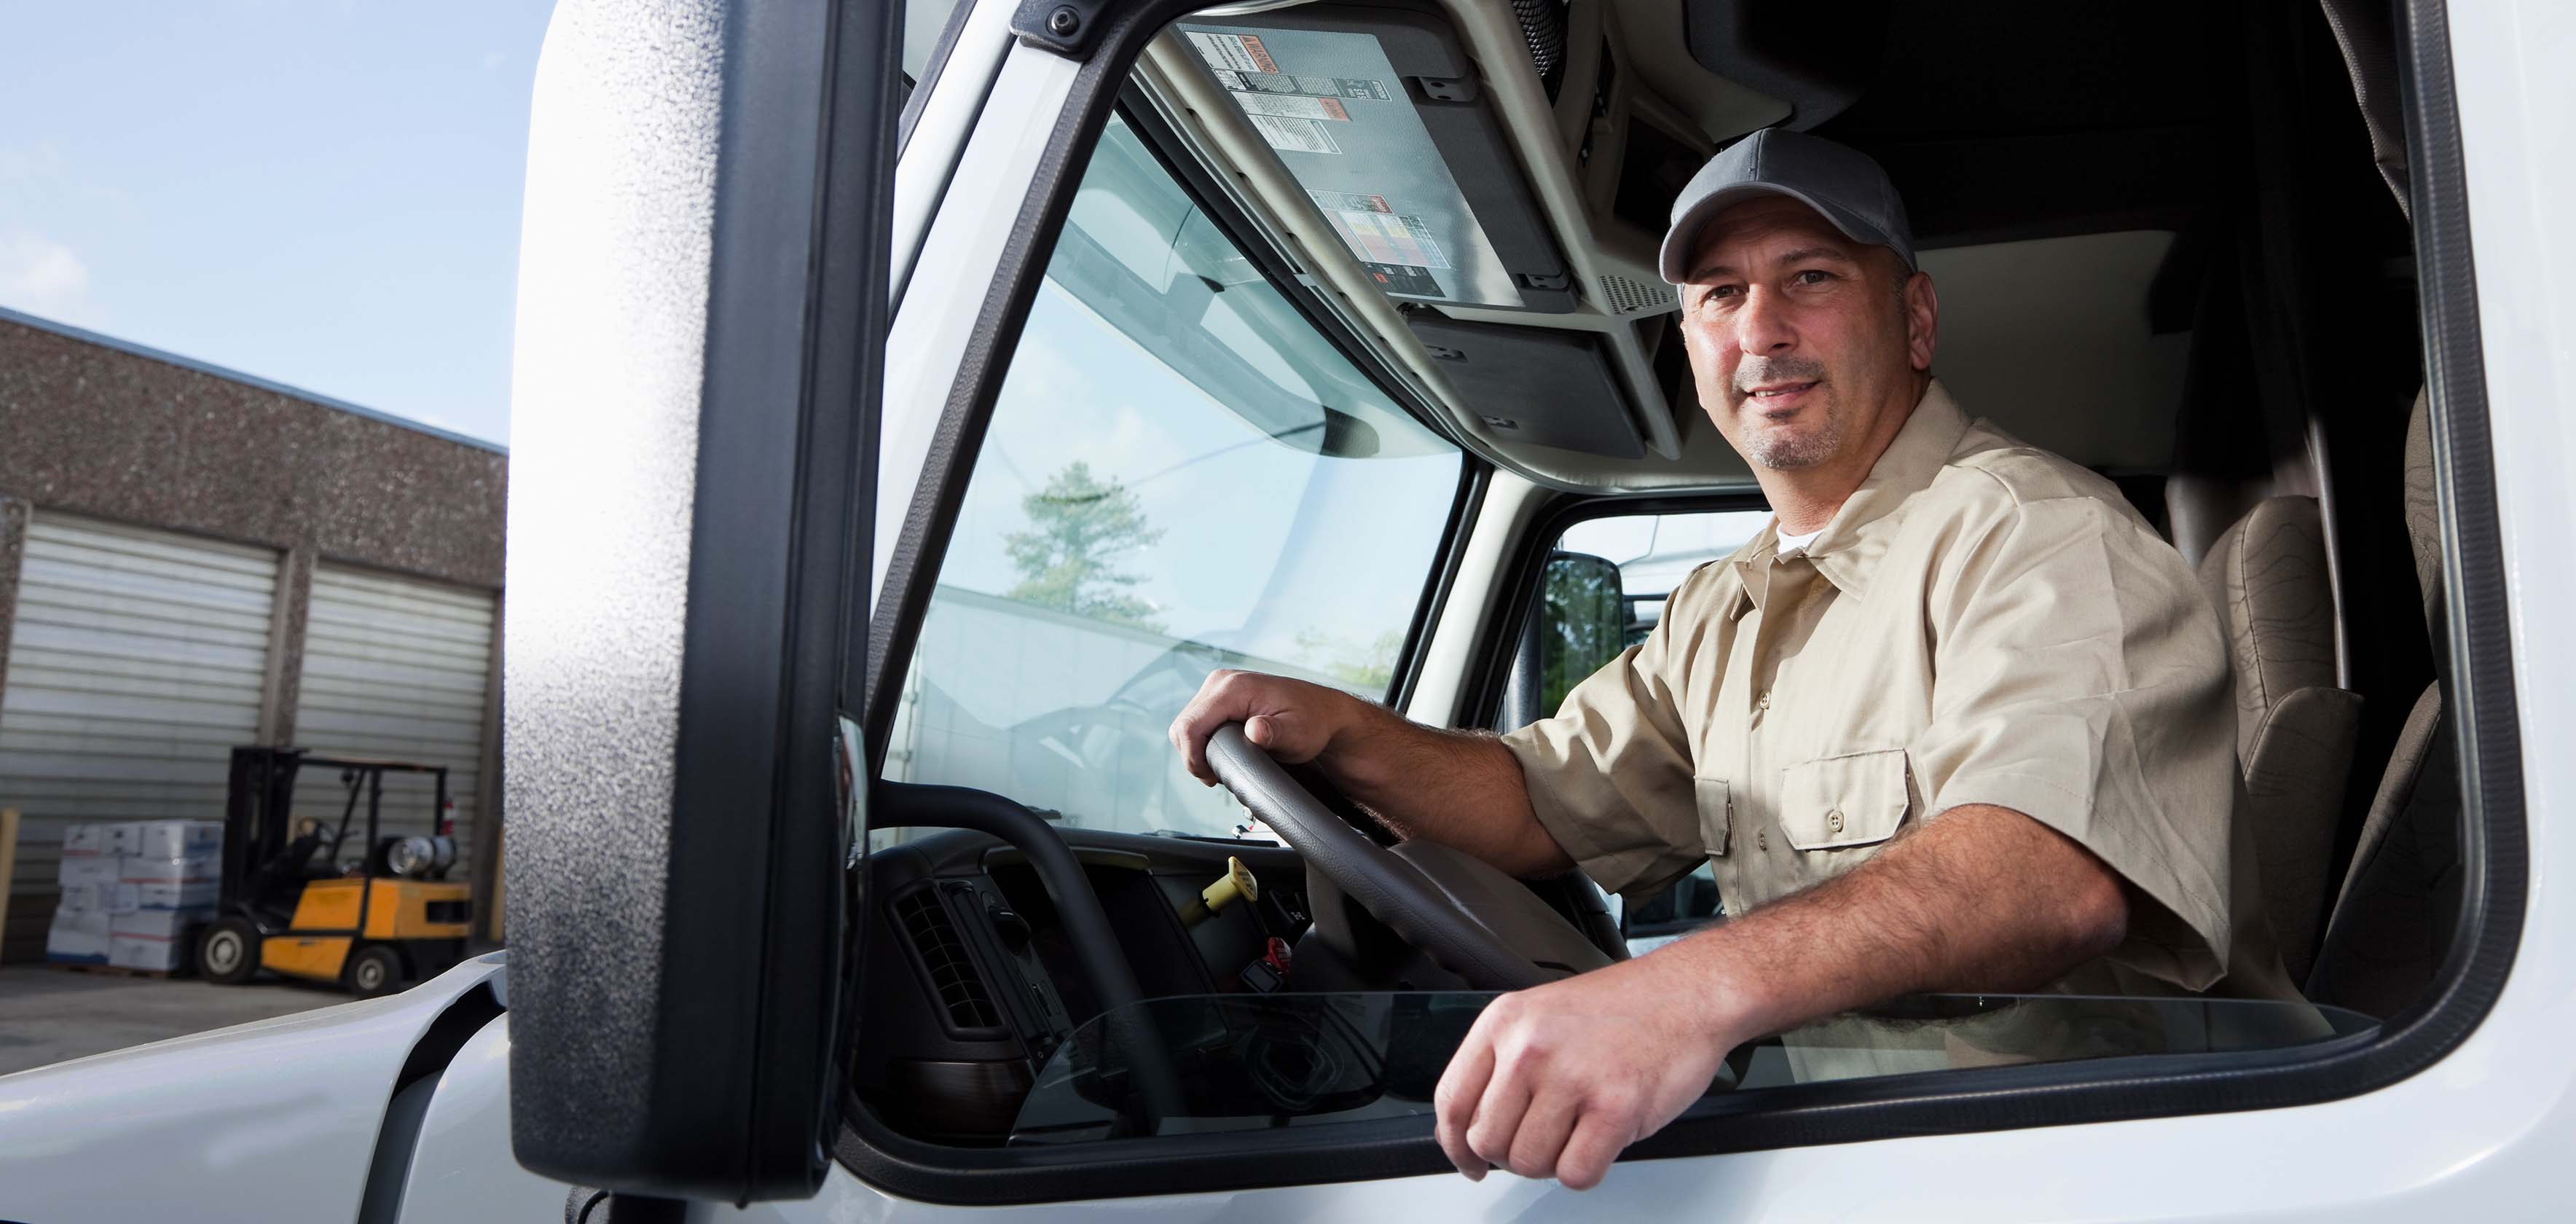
1775, 525, 1823, 556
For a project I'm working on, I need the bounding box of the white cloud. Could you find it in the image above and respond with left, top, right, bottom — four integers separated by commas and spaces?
0, 232, 107, 329
482, 50, 506, 72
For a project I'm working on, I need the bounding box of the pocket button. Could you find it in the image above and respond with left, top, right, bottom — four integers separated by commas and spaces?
1827, 809, 1845, 834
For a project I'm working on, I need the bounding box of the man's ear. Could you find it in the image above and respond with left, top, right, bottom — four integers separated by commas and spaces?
1904, 270, 1939, 372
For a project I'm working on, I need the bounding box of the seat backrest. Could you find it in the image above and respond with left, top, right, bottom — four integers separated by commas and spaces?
2308, 389, 2464, 1016
2196, 495, 2363, 982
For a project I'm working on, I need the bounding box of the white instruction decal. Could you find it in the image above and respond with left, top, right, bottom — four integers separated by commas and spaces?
1235, 73, 1392, 101
1324, 208, 1450, 269
1186, 31, 1279, 75
1248, 113, 1342, 156
1233, 93, 1351, 122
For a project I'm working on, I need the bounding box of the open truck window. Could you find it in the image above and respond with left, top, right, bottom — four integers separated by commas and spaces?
829, 0, 2534, 1196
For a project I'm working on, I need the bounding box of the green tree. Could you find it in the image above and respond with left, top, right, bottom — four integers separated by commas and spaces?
1539, 553, 1626, 713
1005, 462, 1166, 629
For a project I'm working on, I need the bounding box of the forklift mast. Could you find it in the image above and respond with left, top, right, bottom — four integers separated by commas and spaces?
221, 747, 307, 922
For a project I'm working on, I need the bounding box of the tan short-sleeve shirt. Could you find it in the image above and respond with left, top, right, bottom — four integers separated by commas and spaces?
1503, 381, 2290, 997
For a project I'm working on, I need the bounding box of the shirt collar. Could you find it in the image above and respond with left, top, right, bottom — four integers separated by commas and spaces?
1722, 379, 1970, 617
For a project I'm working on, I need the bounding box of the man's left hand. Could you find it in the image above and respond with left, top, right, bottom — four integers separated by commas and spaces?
1432, 954, 1737, 1190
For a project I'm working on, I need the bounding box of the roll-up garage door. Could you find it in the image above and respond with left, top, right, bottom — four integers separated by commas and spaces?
0, 514, 278, 959
291, 565, 495, 879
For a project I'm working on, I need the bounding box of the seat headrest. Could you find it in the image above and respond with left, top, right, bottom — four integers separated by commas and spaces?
2196, 495, 2336, 762
2404, 387, 2441, 635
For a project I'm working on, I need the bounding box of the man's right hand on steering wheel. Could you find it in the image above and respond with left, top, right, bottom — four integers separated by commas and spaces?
1168, 668, 1364, 787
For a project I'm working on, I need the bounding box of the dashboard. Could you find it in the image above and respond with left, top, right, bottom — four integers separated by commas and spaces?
853, 825, 1313, 1143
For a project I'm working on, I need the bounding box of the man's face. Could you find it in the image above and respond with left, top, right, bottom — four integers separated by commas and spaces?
1676, 196, 1934, 471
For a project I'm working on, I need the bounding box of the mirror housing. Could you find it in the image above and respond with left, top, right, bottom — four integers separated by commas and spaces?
503, 0, 892, 1202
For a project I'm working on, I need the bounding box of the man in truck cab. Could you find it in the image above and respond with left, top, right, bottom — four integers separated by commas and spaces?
1169, 129, 2296, 1190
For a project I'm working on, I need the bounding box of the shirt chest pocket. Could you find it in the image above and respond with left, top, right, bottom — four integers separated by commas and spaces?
1778, 749, 1912, 851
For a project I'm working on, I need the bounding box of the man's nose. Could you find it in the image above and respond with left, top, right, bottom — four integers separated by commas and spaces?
1735, 286, 1797, 356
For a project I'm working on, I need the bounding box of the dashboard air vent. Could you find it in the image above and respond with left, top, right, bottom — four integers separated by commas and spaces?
895, 887, 1000, 1032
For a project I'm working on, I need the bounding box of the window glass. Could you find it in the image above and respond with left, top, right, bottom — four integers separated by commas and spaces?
881, 111, 1463, 842
1558, 508, 1775, 643
1543, 509, 1770, 949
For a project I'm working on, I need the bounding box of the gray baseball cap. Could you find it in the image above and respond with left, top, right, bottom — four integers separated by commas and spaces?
1657, 128, 1916, 284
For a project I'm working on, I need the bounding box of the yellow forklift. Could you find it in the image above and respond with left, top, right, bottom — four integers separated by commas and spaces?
196, 748, 475, 997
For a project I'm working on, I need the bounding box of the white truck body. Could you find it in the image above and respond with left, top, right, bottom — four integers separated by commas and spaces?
3, 0, 2570, 1218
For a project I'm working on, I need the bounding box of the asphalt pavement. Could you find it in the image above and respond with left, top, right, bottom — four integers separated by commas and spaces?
0, 964, 345, 1078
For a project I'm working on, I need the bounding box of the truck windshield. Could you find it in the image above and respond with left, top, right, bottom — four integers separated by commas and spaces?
879, 110, 1464, 844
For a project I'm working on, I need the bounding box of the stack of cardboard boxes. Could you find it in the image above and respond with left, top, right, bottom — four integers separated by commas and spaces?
46, 820, 224, 973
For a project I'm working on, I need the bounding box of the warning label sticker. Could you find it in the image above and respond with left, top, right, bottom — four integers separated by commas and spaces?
1186, 31, 1278, 74
1323, 208, 1450, 270
1236, 73, 1391, 101
1308, 189, 1393, 214
1362, 262, 1443, 297
1249, 113, 1343, 156
1233, 93, 1350, 122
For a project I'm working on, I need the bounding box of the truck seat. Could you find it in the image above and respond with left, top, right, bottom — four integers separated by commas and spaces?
2198, 495, 2363, 984
2307, 389, 2462, 1016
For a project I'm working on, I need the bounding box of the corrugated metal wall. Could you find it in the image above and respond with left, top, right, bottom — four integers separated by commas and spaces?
288, 565, 494, 876
0, 514, 278, 960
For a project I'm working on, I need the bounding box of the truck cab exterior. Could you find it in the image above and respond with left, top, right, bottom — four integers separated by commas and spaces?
4, 1, 2574, 1219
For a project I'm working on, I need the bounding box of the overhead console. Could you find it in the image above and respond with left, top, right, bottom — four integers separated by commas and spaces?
1139, 1, 1810, 482
1174, 7, 1578, 313
1406, 313, 1645, 458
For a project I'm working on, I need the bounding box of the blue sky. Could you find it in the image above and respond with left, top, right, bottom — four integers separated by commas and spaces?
0, 3, 556, 445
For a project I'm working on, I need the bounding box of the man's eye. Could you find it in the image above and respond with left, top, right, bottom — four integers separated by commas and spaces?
1794, 270, 1834, 286
1708, 285, 1741, 301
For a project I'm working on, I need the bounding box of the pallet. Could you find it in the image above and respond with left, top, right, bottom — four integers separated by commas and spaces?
46, 960, 182, 981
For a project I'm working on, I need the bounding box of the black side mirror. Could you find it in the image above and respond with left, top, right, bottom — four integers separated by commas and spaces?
1501, 550, 1628, 729
503, 0, 895, 1204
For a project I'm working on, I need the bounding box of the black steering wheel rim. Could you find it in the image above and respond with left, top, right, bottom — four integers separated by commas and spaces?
1204, 723, 1563, 991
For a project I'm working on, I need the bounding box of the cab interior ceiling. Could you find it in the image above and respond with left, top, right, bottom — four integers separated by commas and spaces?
1136, 0, 2423, 528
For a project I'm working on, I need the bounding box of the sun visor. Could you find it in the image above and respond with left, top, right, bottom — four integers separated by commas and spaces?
1176, 6, 1577, 313
1406, 313, 1645, 458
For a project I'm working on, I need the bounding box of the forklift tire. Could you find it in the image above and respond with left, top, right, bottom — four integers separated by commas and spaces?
342, 944, 404, 997
199, 918, 262, 985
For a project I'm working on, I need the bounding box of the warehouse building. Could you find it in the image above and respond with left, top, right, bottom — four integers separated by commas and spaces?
0, 306, 508, 960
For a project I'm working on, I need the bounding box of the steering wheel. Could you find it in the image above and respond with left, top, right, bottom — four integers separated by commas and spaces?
1203, 723, 1623, 991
